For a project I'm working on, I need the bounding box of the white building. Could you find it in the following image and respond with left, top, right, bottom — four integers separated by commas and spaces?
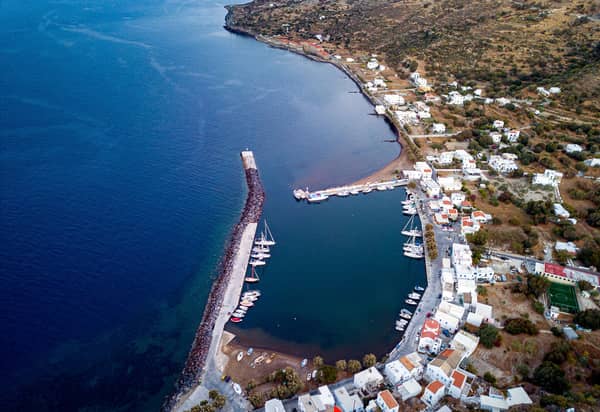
403, 170, 423, 180
461, 216, 480, 236
395, 110, 418, 125
532, 169, 563, 187
434, 311, 460, 333
425, 349, 464, 385
505, 129, 520, 143
565, 143, 583, 153
475, 302, 493, 321
418, 110, 432, 119
495, 97, 511, 106
449, 330, 480, 359
536, 87, 550, 97
384, 94, 404, 106
333, 386, 364, 412
298, 394, 318, 412
452, 243, 473, 269
438, 176, 462, 192
493, 120, 504, 130
354, 367, 384, 391
466, 312, 483, 328
438, 151, 455, 165
376, 390, 399, 412
421, 380, 445, 407
441, 268, 455, 302
471, 210, 492, 224
439, 301, 465, 319
555, 241, 578, 255
584, 158, 600, 167
265, 398, 286, 412
398, 378, 421, 401
490, 132, 502, 144
457, 279, 477, 295
448, 369, 468, 399
432, 123, 446, 134
488, 155, 518, 173
384, 352, 423, 385
447, 91, 464, 105
418, 318, 442, 354
451, 191, 466, 206
415, 161, 433, 179
549, 87, 561, 94
553, 203, 570, 218
421, 178, 441, 198
367, 59, 379, 70
410, 72, 428, 88
474, 266, 494, 282
373, 78, 386, 88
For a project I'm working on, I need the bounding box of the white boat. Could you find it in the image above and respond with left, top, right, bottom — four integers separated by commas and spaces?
245, 267, 260, 283
236, 306, 248, 312
396, 320, 408, 327
251, 252, 270, 259
401, 215, 422, 237
337, 190, 350, 197
249, 259, 266, 267
239, 300, 254, 307
307, 373, 311, 381
405, 299, 418, 305
245, 290, 261, 297
408, 292, 421, 300
400, 313, 412, 320
311, 370, 317, 379
414, 286, 425, 292
362, 187, 373, 194
395, 325, 405, 331
350, 190, 360, 195
233, 311, 245, 318
404, 250, 424, 259
386, 185, 394, 190
254, 222, 275, 246
401, 200, 414, 206
247, 347, 254, 355
403, 208, 417, 216
241, 295, 258, 302
237, 351, 244, 362
252, 245, 270, 253
300, 358, 308, 368
401, 308, 413, 315
376, 185, 387, 191
308, 192, 329, 203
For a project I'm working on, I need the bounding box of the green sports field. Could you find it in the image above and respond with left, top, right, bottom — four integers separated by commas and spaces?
548, 282, 579, 313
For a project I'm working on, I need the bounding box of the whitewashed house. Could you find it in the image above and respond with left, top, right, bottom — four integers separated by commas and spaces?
439, 151, 455, 165
354, 367, 384, 391
415, 161, 433, 179
490, 132, 502, 144
449, 330, 480, 359
447, 91, 464, 105
553, 203, 570, 218
418, 318, 442, 354
265, 398, 286, 412
376, 390, 399, 412
565, 144, 583, 153
333, 387, 364, 412
536, 87, 550, 97
505, 129, 520, 143
584, 158, 600, 167
451, 192, 466, 206
493, 120, 504, 129
549, 87, 561, 94
384, 94, 404, 106
448, 370, 468, 399
434, 311, 460, 333
474, 266, 494, 282
425, 349, 464, 385
367, 59, 379, 70
398, 378, 421, 401
532, 169, 563, 187
489, 155, 518, 173
373, 78, 386, 88
418, 110, 432, 119
421, 178, 441, 198
432, 123, 446, 134
421, 380, 445, 407
438, 176, 462, 192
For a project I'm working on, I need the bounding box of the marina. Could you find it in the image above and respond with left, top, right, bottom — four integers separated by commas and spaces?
292, 178, 408, 203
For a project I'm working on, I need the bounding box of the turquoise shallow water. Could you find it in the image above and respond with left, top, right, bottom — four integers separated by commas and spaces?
0, 0, 424, 409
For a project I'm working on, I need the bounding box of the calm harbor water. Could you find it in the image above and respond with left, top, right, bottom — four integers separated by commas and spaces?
0, 0, 424, 410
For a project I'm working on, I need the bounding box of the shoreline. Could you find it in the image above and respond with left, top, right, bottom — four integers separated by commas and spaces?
224, 21, 413, 184
163, 153, 265, 411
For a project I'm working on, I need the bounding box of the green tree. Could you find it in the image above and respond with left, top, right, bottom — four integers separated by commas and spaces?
313, 355, 324, 368
534, 361, 570, 393
212, 394, 226, 410
526, 275, 550, 298
504, 317, 538, 335
347, 359, 361, 373
577, 280, 594, 291
362, 353, 377, 368
484, 371, 497, 384
544, 341, 571, 364
335, 360, 347, 371
317, 365, 338, 384
479, 323, 500, 348
517, 364, 530, 379
574, 309, 600, 330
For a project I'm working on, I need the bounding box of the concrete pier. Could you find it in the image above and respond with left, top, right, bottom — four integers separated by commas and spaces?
164, 151, 264, 412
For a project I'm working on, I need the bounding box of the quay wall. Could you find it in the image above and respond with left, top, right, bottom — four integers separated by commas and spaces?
163, 152, 265, 411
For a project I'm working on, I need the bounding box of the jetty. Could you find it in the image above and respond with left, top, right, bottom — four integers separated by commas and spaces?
164, 151, 263, 412
293, 178, 408, 203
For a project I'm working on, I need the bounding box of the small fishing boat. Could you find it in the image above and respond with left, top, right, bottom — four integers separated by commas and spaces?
403, 207, 417, 216
405, 299, 418, 305
240, 300, 254, 307
414, 285, 425, 292
408, 292, 421, 300
400, 312, 412, 320
311, 370, 317, 379
395, 325, 405, 332
247, 347, 254, 356
404, 250, 424, 259
362, 187, 373, 194
245, 267, 260, 283
233, 311, 245, 318
337, 190, 350, 197
401, 308, 413, 316
237, 351, 244, 362
230, 317, 243, 323
350, 190, 360, 195
307, 373, 311, 381
232, 383, 242, 395
236, 306, 248, 312
293, 189, 306, 200
376, 185, 387, 191
307, 192, 329, 203
245, 290, 261, 297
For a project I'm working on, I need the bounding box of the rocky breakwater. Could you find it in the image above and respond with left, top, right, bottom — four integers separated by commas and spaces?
163, 152, 265, 411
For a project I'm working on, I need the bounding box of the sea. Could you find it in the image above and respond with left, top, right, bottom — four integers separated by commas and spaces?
0, 0, 426, 410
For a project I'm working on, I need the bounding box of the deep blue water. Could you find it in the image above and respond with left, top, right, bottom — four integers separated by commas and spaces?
0, 0, 423, 410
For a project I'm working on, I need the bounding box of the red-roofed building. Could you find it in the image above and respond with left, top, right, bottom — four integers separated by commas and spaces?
449, 370, 467, 398
545, 263, 565, 277
376, 389, 399, 412
421, 380, 445, 407
418, 319, 442, 354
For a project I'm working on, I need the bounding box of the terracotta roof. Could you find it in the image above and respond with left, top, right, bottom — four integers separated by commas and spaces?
420, 319, 441, 340
379, 390, 399, 409
452, 370, 466, 388
449, 208, 458, 214
462, 201, 472, 207
545, 263, 565, 277
440, 349, 455, 358
427, 380, 444, 394
400, 356, 416, 372
472, 211, 485, 218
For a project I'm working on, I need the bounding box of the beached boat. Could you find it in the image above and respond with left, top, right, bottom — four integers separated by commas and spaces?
376, 185, 387, 191
350, 190, 360, 195
414, 285, 425, 292
408, 292, 421, 300
405, 299, 418, 305
307, 192, 329, 203
230, 317, 243, 323
247, 348, 254, 356
237, 351, 244, 362
232, 383, 242, 395
337, 190, 350, 197
362, 187, 373, 194
311, 370, 317, 379
245, 267, 260, 283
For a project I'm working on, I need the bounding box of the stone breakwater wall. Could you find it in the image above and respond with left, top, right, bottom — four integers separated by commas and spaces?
163, 160, 264, 411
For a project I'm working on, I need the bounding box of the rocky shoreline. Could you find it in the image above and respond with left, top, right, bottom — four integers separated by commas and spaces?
162, 160, 265, 411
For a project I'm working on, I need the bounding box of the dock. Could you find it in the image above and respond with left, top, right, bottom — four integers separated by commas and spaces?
293, 178, 408, 203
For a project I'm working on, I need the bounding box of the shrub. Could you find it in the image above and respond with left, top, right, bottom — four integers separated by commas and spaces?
534, 361, 570, 393
362, 353, 377, 368
347, 359, 361, 373
317, 365, 338, 384
484, 371, 497, 384
574, 309, 600, 330
532, 300, 545, 314
504, 318, 539, 335
479, 323, 500, 348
